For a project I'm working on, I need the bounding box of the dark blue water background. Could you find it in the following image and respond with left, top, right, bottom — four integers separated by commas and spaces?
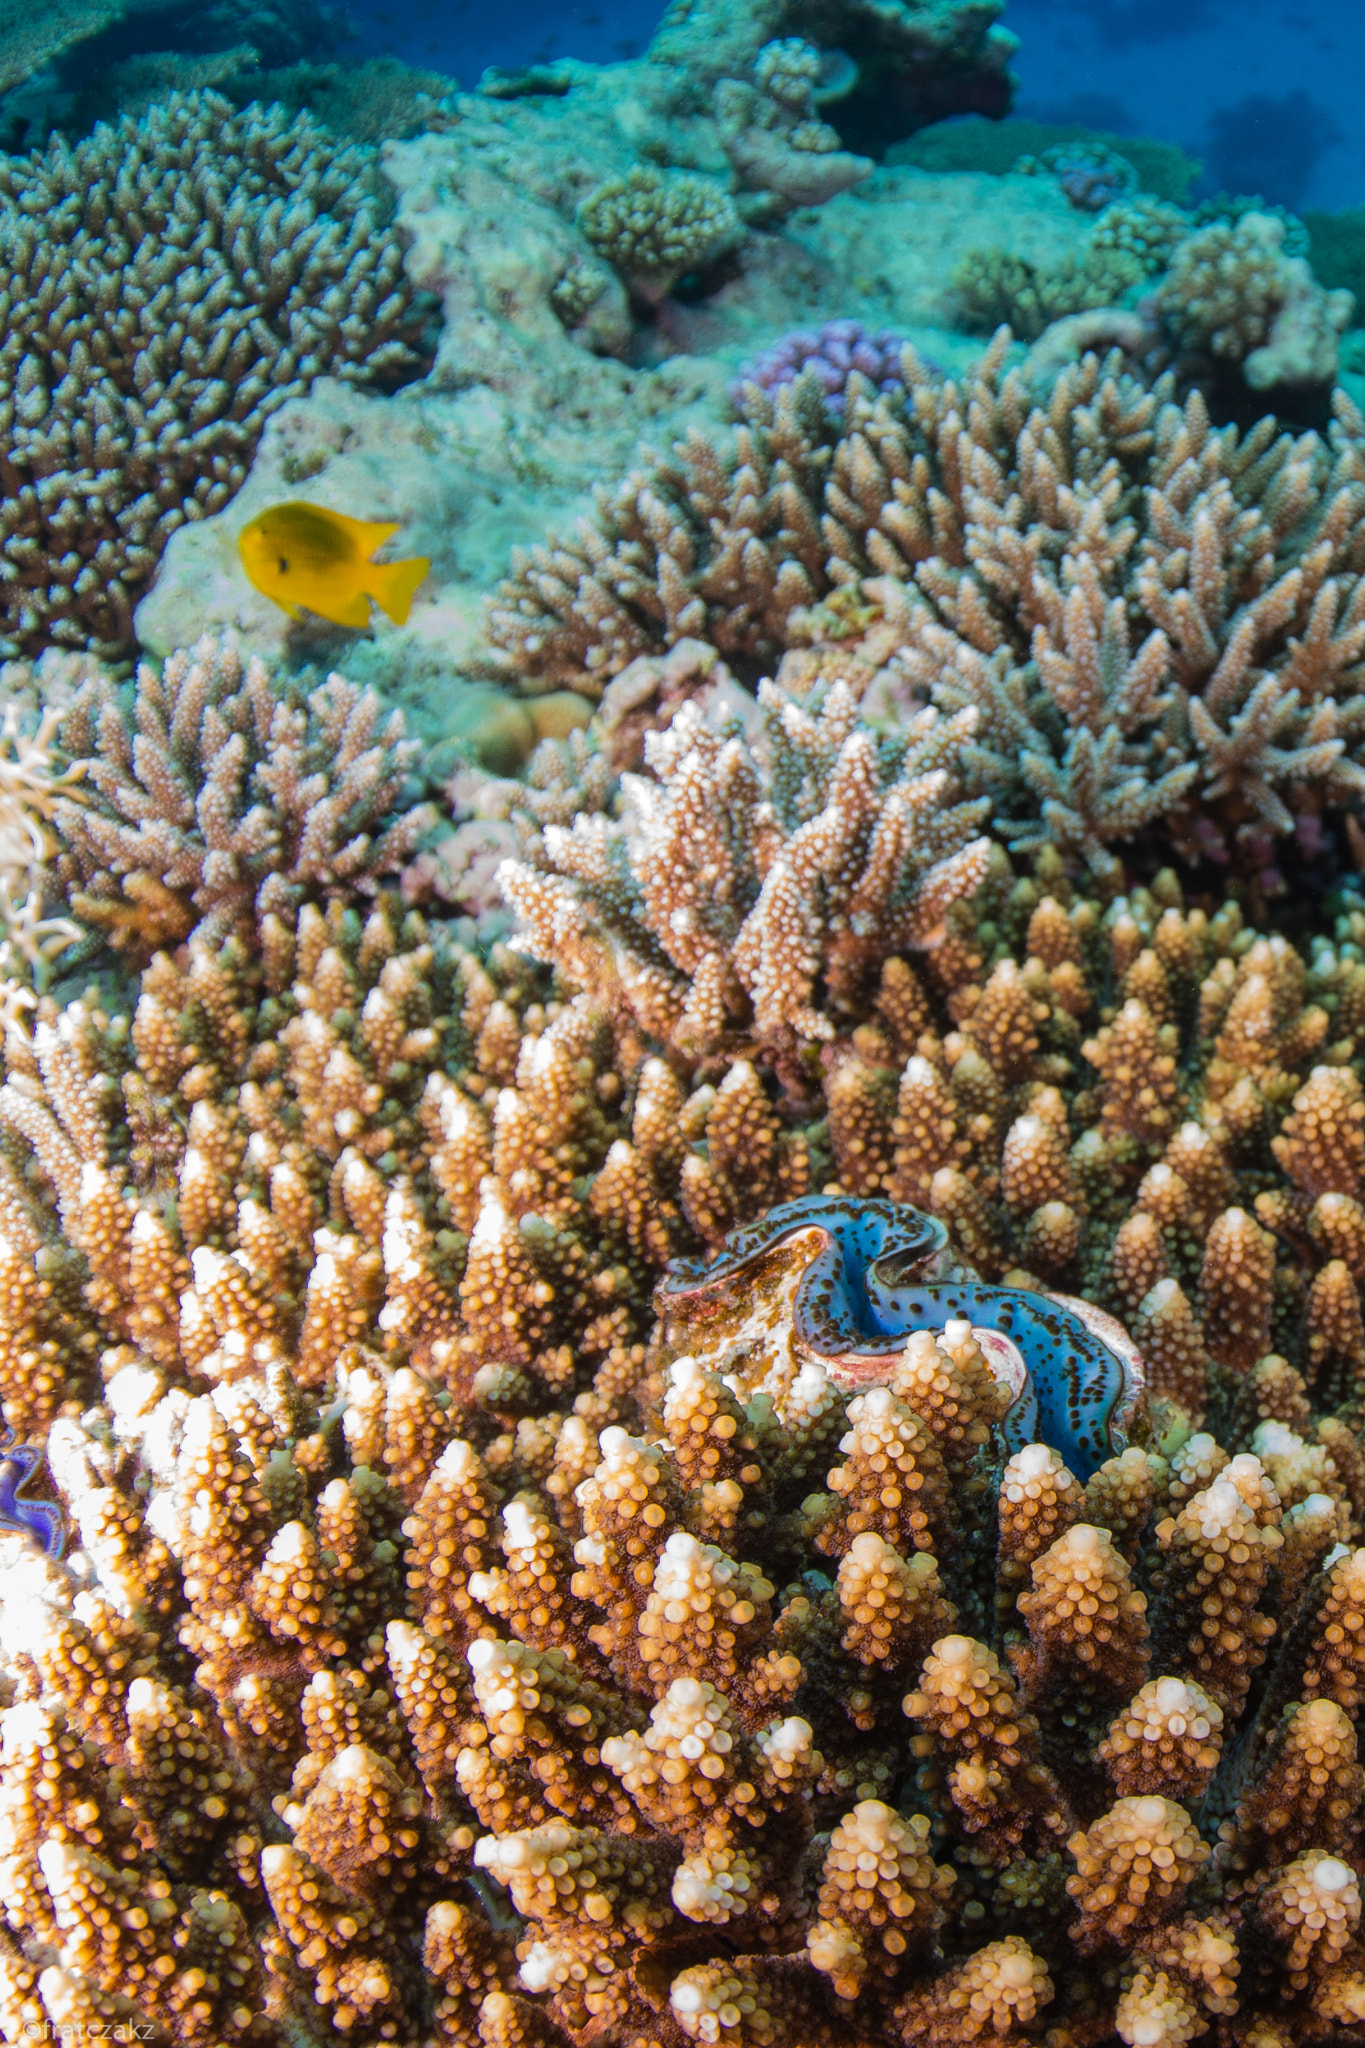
345, 0, 1365, 215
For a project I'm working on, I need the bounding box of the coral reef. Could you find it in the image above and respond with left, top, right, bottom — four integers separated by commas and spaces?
732, 320, 910, 417
229, 55, 453, 143
1305, 204, 1365, 324
0, 88, 429, 657
0, 0, 337, 106
643, 0, 1018, 156
953, 197, 1187, 339
11, 863, 1365, 2038
0, 699, 85, 1002
49, 636, 435, 960
0, 0, 120, 96
14, 10, 1365, 2042
960, 204, 1355, 423
951, 239, 1148, 343
0, 881, 680, 1446
11, 619, 1365, 2038
893, 116, 1204, 207
578, 166, 742, 304
1015, 140, 1138, 214
490, 341, 1365, 887
714, 38, 873, 218
132, 87, 1090, 718
1155, 212, 1355, 410
1090, 197, 1190, 275
497, 675, 991, 1059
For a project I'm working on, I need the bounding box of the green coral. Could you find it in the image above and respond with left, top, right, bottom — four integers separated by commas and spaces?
578, 165, 741, 302
1196, 192, 1310, 260
1306, 205, 1365, 309
1091, 196, 1189, 274
951, 242, 1146, 341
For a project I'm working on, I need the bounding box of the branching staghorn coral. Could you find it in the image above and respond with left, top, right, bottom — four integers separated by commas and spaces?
50, 635, 436, 960
484, 369, 837, 697
489, 339, 1365, 885
489, 717, 1365, 1470
0, 701, 85, 1008
0, 883, 731, 1443
0, 88, 429, 656
497, 677, 991, 1062
17, 638, 1365, 2041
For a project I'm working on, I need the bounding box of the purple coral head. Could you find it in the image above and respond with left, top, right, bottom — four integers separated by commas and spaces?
732, 319, 911, 417
1037, 143, 1137, 214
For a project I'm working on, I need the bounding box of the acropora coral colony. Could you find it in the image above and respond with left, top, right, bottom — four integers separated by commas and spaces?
15, 29, 1365, 2048
10, 619, 1365, 2048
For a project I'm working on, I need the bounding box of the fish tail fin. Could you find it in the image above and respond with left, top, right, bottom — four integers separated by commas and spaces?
371, 554, 430, 626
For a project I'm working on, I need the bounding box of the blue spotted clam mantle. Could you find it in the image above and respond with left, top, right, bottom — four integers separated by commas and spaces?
0, 1429, 64, 1558
657, 1195, 1145, 1480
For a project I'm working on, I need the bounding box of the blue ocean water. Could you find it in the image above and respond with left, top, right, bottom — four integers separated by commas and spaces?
344, 0, 1365, 214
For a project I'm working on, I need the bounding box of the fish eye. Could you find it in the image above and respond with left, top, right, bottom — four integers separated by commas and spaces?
277, 557, 289, 573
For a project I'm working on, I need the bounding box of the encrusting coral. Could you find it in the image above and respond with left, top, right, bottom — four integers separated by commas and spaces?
13, 636, 1365, 2041
488, 338, 1365, 886
0, 88, 429, 657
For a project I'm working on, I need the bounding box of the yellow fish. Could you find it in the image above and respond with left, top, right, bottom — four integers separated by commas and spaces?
237, 502, 429, 629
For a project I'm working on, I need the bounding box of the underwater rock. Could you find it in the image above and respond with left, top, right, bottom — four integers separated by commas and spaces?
715, 37, 873, 217
644, 0, 1018, 156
